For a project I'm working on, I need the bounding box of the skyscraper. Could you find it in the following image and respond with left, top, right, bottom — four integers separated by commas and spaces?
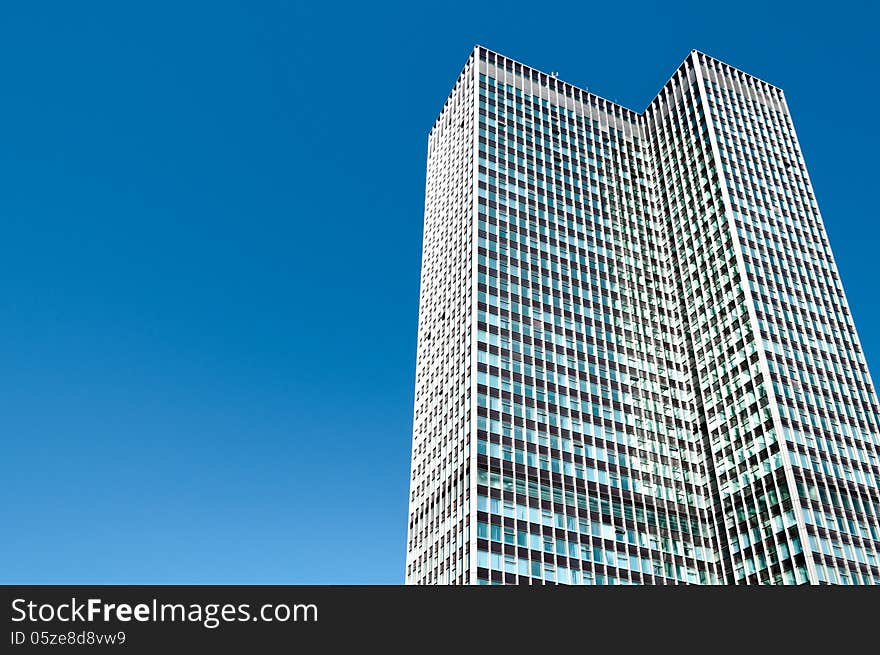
405, 46, 880, 585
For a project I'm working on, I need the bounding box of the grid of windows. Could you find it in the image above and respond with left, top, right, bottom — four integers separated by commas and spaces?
406, 47, 880, 585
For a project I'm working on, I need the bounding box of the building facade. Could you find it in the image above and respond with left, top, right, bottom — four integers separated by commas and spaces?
405, 46, 880, 585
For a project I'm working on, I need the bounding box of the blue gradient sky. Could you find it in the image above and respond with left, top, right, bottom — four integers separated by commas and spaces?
2, 1, 878, 583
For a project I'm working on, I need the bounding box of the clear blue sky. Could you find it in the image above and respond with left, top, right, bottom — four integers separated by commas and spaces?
1, 1, 877, 583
